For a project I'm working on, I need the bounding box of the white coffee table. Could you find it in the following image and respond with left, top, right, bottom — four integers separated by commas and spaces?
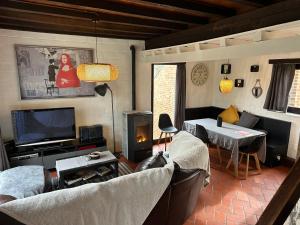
56, 150, 118, 188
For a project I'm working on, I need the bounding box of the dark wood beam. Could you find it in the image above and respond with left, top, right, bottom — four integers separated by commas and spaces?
2, 1, 187, 31
269, 58, 300, 64
35, 0, 209, 25
0, 8, 170, 36
256, 158, 300, 225
228, 0, 269, 7
141, 0, 236, 17
145, 0, 300, 49
0, 18, 155, 40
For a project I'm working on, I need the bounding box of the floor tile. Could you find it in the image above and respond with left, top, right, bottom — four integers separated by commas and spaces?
181, 146, 289, 225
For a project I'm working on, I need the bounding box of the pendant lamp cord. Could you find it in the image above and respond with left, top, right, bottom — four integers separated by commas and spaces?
94, 18, 99, 64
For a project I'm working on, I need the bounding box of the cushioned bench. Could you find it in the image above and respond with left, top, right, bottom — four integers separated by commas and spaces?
185, 106, 292, 167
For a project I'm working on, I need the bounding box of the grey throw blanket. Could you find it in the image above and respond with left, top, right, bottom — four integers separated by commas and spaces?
0, 166, 45, 199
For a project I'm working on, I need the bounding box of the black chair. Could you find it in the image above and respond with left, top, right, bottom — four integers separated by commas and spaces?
226, 135, 264, 179
158, 113, 178, 151
195, 124, 222, 164
195, 124, 209, 144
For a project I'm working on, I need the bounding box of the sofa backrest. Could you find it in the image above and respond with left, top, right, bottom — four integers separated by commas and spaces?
143, 168, 206, 225
167, 169, 206, 225
185, 106, 224, 120
254, 115, 291, 144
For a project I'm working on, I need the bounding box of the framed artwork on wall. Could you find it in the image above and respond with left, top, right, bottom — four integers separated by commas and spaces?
15, 45, 95, 100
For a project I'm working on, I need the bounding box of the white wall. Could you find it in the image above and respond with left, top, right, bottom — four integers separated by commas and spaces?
135, 60, 214, 111
0, 29, 144, 152
186, 61, 214, 108
211, 53, 300, 159
136, 52, 300, 159
1, 28, 299, 159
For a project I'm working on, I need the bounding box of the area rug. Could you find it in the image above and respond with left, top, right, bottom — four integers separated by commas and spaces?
118, 161, 134, 176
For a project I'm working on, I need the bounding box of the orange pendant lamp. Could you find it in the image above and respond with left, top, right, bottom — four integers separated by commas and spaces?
77, 63, 118, 82
77, 18, 119, 82
219, 77, 234, 94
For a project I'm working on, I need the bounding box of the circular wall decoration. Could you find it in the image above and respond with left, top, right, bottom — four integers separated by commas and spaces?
191, 63, 208, 86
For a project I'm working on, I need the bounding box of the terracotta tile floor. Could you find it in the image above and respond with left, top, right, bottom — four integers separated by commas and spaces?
153, 144, 290, 225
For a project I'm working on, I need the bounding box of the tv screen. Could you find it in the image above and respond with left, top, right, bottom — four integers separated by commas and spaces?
11, 107, 76, 146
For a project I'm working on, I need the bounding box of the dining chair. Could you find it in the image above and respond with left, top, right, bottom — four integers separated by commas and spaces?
226, 135, 264, 179
158, 113, 178, 151
195, 124, 222, 164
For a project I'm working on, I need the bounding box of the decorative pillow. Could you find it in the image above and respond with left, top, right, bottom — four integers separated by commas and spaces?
237, 111, 259, 129
218, 105, 239, 124
135, 152, 167, 172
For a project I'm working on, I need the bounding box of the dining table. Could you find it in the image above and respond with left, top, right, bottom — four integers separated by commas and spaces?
183, 118, 266, 177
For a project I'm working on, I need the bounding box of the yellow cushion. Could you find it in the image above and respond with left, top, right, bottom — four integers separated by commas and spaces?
218, 105, 239, 124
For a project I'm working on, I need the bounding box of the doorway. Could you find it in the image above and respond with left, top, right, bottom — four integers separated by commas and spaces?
152, 64, 177, 140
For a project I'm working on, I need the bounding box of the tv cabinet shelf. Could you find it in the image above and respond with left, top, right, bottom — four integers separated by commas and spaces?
7, 138, 107, 169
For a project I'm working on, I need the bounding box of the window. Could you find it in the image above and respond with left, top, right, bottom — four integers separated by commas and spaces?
288, 69, 300, 114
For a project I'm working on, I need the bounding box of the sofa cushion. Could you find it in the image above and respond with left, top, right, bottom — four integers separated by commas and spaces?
218, 105, 239, 124
135, 152, 167, 172
171, 163, 201, 184
237, 111, 260, 129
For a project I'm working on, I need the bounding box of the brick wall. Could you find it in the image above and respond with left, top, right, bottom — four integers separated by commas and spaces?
153, 65, 177, 139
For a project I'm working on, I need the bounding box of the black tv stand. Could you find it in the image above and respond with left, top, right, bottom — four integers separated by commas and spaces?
7, 138, 107, 169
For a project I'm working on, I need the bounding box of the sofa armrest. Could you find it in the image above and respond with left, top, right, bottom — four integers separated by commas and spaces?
0, 195, 16, 205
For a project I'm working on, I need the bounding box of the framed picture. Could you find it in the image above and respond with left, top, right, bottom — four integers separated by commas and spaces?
15, 45, 95, 100
221, 64, 231, 74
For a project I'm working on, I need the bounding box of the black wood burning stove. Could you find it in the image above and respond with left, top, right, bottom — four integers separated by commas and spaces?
123, 111, 153, 162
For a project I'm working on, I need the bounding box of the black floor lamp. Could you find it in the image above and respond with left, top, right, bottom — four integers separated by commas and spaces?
94, 83, 117, 155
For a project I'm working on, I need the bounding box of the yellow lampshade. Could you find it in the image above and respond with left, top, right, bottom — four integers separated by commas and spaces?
219, 77, 233, 94
77, 64, 118, 82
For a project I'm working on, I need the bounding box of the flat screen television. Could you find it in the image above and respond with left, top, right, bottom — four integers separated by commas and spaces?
11, 107, 76, 146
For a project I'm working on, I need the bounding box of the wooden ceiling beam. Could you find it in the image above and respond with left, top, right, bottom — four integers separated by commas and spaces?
0, 7, 170, 36
0, 18, 154, 40
145, 0, 300, 49
140, 0, 236, 17
228, 0, 271, 7
1, 1, 187, 31
32, 0, 209, 25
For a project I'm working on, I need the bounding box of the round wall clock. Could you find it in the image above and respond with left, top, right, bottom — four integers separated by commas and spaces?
191, 63, 208, 86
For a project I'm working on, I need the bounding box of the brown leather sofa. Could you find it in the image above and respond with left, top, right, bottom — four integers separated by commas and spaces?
0, 168, 206, 225
144, 167, 207, 225
0, 152, 207, 225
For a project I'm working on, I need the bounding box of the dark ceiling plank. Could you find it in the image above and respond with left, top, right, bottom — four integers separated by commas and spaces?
0, 7, 170, 36
1, 1, 187, 31
228, 0, 271, 7
140, 0, 236, 17
269, 58, 300, 64
0, 18, 153, 40
145, 0, 300, 49
37, 0, 209, 24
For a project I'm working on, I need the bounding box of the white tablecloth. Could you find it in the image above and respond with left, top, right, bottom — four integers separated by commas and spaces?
183, 118, 266, 167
